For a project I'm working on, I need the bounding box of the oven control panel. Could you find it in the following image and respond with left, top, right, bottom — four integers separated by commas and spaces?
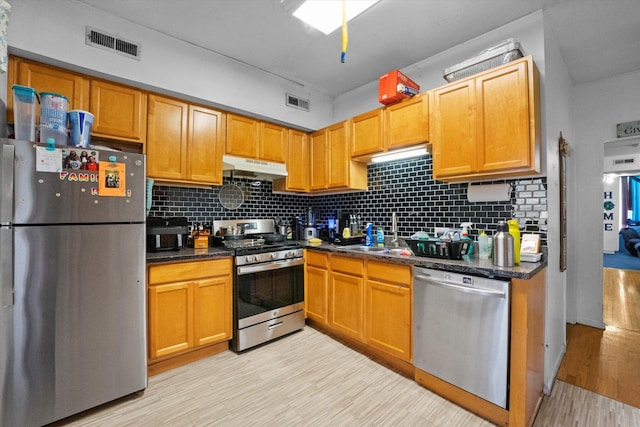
236, 248, 304, 266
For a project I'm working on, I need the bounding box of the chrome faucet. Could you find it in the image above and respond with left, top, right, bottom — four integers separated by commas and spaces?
390, 212, 399, 247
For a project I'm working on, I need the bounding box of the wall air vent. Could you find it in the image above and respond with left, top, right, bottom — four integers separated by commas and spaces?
85, 26, 142, 60
605, 154, 640, 173
286, 93, 310, 112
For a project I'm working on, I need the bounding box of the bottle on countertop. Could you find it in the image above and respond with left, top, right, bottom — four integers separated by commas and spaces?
478, 229, 490, 260
365, 223, 373, 246
460, 222, 474, 255
507, 219, 521, 265
376, 228, 384, 248
492, 221, 514, 267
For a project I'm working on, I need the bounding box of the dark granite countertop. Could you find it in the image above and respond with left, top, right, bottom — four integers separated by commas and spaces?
146, 247, 233, 264
302, 240, 546, 280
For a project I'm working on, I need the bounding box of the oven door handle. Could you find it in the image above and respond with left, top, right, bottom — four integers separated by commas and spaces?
237, 257, 305, 275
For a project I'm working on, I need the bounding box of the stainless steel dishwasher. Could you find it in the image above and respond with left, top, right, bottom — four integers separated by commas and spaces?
413, 267, 510, 409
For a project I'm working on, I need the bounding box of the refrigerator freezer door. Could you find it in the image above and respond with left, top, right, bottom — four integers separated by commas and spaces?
2, 223, 147, 426
5, 139, 146, 225
1, 143, 15, 225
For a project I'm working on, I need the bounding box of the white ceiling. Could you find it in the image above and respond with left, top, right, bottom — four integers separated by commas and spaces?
77, 0, 640, 97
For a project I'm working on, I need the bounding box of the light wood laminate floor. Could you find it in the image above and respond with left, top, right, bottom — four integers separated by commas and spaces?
556, 268, 640, 409
52, 326, 640, 427
603, 268, 640, 331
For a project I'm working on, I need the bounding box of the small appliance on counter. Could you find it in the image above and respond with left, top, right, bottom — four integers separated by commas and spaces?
406, 239, 470, 260
146, 216, 189, 252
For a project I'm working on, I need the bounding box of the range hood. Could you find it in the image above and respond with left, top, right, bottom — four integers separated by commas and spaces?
222, 155, 288, 181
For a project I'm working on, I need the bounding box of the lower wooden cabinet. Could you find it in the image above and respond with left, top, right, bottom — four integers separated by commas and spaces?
305, 250, 329, 324
330, 255, 365, 341
365, 261, 412, 362
147, 258, 232, 362
305, 250, 412, 362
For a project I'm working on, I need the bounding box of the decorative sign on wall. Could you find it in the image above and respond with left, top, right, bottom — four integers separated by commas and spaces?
603, 177, 620, 253
616, 120, 640, 138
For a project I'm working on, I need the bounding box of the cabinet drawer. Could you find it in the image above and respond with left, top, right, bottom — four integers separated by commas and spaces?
367, 261, 411, 285
148, 258, 232, 285
306, 250, 329, 268
331, 255, 364, 275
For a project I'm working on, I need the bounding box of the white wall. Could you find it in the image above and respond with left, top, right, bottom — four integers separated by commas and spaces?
5, 0, 333, 131
570, 68, 640, 327
539, 15, 572, 393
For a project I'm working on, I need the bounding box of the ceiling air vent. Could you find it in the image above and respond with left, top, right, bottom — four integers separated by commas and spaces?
85, 26, 142, 60
286, 93, 310, 112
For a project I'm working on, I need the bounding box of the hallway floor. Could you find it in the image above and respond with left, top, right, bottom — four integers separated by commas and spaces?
556, 268, 640, 408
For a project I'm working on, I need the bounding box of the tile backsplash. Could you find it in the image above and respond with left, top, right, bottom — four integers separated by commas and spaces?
149, 154, 547, 245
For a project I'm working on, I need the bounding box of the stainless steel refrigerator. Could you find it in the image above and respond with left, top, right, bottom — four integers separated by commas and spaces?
0, 139, 147, 426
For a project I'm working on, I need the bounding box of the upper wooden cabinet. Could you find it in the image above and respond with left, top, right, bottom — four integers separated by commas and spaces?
273, 129, 309, 193
431, 55, 540, 181
226, 113, 287, 162
8, 56, 89, 125
385, 92, 429, 150
8, 56, 147, 146
259, 121, 287, 162
311, 121, 368, 192
351, 108, 384, 158
351, 92, 429, 160
147, 94, 225, 186
90, 79, 147, 144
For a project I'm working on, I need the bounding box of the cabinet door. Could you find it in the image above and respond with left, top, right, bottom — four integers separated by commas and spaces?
327, 121, 349, 188
286, 129, 309, 191
260, 122, 287, 162
309, 129, 328, 190
351, 108, 384, 157
385, 92, 429, 149
148, 282, 193, 358
330, 271, 364, 341
90, 79, 147, 143
147, 95, 189, 181
476, 60, 532, 172
193, 276, 232, 347
431, 79, 477, 178
15, 58, 90, 112
226, 113, 259, 158
188, 105, 225, 185
305, 265, 329, 324
366, 280, 411, 361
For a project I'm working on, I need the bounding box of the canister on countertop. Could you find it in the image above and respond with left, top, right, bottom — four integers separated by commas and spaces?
492, 221, 514, 267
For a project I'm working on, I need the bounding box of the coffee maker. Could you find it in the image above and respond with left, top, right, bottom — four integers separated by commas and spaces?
303, 207, 317, 240
336, 209, 351, 237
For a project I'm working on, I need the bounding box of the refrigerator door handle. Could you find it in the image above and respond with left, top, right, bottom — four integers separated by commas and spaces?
1, 227, 13, 307
0, 143, 15, 225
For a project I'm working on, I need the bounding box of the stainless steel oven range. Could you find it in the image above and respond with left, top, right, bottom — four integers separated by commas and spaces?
213, 219, 305, 352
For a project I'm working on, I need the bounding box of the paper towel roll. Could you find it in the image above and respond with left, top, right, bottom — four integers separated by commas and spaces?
467, 183, 512, 202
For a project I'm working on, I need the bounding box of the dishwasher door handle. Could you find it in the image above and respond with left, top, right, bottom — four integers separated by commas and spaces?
414, 275, 507, 298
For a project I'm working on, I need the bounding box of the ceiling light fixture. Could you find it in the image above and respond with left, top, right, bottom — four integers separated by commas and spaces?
292, 0, 379, 35
371, 147, 428, 164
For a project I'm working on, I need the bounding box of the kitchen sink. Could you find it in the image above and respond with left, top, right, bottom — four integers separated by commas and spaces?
342, 245, 411, 256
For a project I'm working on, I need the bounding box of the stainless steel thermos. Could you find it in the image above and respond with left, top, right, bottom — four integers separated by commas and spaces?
492, 221, 515, 267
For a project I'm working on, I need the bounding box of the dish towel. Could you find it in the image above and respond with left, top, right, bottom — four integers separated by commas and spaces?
146, 178, 154, 216
0, 1, 10, 73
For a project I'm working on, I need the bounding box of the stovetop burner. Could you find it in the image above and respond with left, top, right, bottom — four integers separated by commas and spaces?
213, 218, 301, 254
